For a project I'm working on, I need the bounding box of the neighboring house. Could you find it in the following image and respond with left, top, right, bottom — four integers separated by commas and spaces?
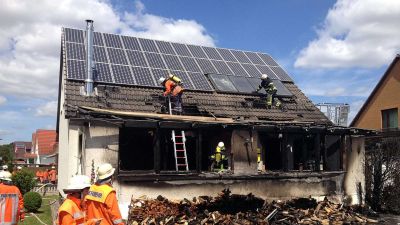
57, 22, 371, 213
32, 129, 58, 165
12, 141, 35, 164
351, 55, 400, 130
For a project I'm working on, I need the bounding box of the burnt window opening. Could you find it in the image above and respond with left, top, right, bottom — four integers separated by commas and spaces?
119, 127, 155, 171
259, 133, 282, 170
325, 135, 342, 171
200, 129, 232, 172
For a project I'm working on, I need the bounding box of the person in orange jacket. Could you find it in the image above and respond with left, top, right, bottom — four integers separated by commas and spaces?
43, 169, 49, 183
0, 171, 25, 224
85, 163, 124, 225
159, 75, 184, 114
36, 169, 42, 183
58, 175, 100, 225
49, 166, 57, 184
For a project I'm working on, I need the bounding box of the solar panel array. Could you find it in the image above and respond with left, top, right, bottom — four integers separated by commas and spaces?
64, 28, 293, 95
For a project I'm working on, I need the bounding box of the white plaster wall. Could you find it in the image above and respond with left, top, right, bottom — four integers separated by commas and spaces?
344, 136, 365, 204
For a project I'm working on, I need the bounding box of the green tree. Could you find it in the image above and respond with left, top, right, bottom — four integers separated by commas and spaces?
0, 144, 13, 169
12, 169, 37, 195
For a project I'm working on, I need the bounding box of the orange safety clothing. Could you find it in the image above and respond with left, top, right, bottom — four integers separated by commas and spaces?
163, 80, 183, 97
49, 170, 57, 182
0, 183, 24, 224
85, 183, 124, 225
43, 171, 49, 181
58, 195, 97, 225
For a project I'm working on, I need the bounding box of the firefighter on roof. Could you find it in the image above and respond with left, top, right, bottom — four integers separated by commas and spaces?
159, 74, 184, 114
255, 74, 281, 108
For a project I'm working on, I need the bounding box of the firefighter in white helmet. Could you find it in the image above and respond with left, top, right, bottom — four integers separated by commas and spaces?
210, 142, 229, 172
159, 73, 184, 114
85, 163, 124, 225
255, 74, 281, 108
58, 175, 99, 225
0, 171, 25, 224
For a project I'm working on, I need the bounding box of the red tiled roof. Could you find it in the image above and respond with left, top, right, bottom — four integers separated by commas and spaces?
12, 141, 32, 159
23, 153, 37, 159
33, 130, 58, 155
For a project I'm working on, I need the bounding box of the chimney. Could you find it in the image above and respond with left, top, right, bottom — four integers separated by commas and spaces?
84, 19, 94, 96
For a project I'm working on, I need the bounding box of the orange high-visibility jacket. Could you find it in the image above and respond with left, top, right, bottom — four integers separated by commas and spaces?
85, 183, 124, 225
43, 171, 49, 180
58, 195, 97, 225
49, 170, 57, 182
163, 80, 183, 97
0, 183, 24, 224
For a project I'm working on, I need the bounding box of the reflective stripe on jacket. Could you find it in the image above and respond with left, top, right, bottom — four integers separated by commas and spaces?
58, 196, 86, 225
0, 183, 24, 225
86, 184, 124, 225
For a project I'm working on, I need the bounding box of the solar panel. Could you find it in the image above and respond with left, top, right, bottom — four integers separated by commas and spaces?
171, 70, 194, 89
93, 32, 104, 46
244, 51, 265, 65
211, 60, 233, 75
195, 58, 217, 74
202, 47, 223, 60
64, 28, 295, 93
229, 76, 255, 93
226, 62, 248, 76
107, 48, 128, 65
179, 57, 201, 73
94, 63, 113, 82
188, 72, 214, 91
208, 74, 237, 92
151, 68, 169, 82
155, 40, 176, 55
126, 50, 147, 67
241, 64, 260, 77
138, 38, 159, 53
94, 47, 108, 63
131, 67, 155, 86
66, 43, 85, 60
217, 48, 237, 62
255, 65, 279, 79
103, 33, 123, 48
257, 53, 279, 66
162, 54, 184, 71
65, 28, 84, 43
269, 66, 292, 82
112, 65, 135, 84
121, 36, 141, 51
144, 52, 167, 69
230, 50, 251, 64
171, 43, 192, 57
67, 60, 85, 79
187, 45, 207, 58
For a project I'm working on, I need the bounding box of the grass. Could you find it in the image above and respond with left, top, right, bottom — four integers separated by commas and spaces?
21, 195, 59, 225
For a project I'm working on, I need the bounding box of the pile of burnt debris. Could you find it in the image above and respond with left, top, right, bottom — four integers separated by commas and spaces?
128, 189, 380, 225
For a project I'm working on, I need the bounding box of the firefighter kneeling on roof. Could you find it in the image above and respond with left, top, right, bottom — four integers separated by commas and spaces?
0, 170, 24, 224
210, 142, 229, 172
256, 74, 281, 108
58, 175, 100, 225
159, 74, 184, 114
85, 163, 124, 225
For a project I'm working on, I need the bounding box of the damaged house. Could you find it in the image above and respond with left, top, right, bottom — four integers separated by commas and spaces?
57, 21, 371, 211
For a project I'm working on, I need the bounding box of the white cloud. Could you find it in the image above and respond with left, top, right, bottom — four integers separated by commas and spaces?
35, 101, 57, 117
0, 129, 13, 136
295, 0, 400, 69
0, 0, 215, 100
348, 100, 365, 125
0, 96, 6, 105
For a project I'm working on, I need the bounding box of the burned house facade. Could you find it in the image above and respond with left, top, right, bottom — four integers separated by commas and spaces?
57, 22, 369, 212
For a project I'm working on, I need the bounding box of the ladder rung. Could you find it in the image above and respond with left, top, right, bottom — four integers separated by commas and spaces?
176, 150, 185, 152
175, 136, 183, 138
177, 164, 187, 166
176, 157, 186, 158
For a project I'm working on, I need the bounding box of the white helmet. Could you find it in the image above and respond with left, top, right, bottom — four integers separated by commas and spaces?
0, 171, 12, 182
218, 142, 225, 148
51, 166, 55, 169
261, 74, 268, 80
97, 163, 115, 180
158, 77, 166, 84
2, 165, 8, 170
63, 175, 91, 192
17, 166, 22, 170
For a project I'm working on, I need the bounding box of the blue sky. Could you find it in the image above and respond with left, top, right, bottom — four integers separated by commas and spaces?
0, 0, 399, 144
